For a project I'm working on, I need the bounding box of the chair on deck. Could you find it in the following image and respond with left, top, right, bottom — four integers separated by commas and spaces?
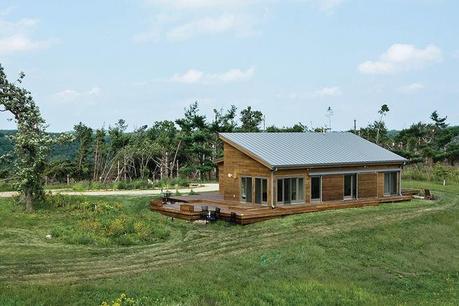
424, 189, 433, 200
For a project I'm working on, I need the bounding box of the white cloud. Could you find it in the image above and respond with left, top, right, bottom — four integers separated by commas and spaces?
312, 0, 344, 12
0, 11, 53, 55
358, 44, 442, 75
166, 14, 254, 41
171, 67, 255, 84
313, 86, 342, 97
53, 87, 101, 102
399, 83, 424, 94
278, 86, 342, 100
144, 0, 253, 10
0, 34, 52, 55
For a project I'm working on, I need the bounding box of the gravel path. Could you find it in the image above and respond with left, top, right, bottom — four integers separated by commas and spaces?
0, 183, 219, 198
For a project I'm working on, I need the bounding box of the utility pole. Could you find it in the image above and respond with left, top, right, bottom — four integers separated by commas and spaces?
353, 119, 357, 133
326, 106, 334, 132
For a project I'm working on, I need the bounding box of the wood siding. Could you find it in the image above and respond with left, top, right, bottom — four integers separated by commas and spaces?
322, 175, 344, 201
218, 163, 225, 194
274, 170, 309, 204
222, 143, 271, 204
358, 173, 378, 198
220, 139, 403, 205
377, 172, 384, 197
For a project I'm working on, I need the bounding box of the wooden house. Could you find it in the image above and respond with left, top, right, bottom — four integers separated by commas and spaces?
217, 132, 407, 207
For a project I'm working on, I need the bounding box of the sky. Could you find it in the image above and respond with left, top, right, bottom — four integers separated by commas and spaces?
0, 0, 458, 132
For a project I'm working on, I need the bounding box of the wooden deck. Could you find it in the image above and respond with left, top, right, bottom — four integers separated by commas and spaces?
150, 192, 413, 225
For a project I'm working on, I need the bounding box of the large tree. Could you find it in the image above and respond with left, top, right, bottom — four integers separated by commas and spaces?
239, 106, 264, 132
0, 64, 50, 211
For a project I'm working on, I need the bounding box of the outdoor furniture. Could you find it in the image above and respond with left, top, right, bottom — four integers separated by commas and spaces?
424, 189, 433, 200
161, 191, 173, 204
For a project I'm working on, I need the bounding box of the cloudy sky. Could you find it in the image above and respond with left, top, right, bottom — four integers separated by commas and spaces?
0, 0, 458, 132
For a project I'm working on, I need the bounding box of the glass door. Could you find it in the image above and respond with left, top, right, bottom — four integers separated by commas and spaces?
255, 178, 268, 204
240, 177, 252, 203
344, 174, 357, 199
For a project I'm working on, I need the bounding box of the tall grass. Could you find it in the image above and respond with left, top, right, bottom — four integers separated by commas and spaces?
402, 163, 459, 184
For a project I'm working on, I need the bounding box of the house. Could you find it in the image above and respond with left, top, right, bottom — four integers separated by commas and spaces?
217, 132, 407, 207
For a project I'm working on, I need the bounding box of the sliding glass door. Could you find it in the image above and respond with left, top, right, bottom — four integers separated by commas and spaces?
384, 172, 398, 195
240, 177, 252, 203
255, 178, 268, 204
344, 174, 357, 199
276, 177, 305, 204
311, 176, 321, 202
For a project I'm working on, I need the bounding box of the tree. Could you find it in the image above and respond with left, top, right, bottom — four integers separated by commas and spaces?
376, 104, 389, 144
176, 102, 213, 180
73, 122, 93, 180
266, 123, 306, 132
239, 106, 263, 132
430, 111, 448, 129
0, 64, 50, 211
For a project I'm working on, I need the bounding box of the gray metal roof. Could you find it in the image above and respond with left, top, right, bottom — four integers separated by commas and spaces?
219, 132, 407, 169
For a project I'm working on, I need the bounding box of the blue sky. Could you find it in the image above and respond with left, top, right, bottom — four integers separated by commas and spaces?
0, 0, 458, 132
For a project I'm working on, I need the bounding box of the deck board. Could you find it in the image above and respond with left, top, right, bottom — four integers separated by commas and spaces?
150, 192, 412, 224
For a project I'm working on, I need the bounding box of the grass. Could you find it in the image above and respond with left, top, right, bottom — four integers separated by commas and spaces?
0, 180, 457, 305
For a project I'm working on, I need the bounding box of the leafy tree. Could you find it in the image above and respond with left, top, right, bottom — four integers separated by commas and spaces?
176, 102, 213, 180
0, 64, 50, 210
73, 122, 93, 180
266, 123, 306, 132
430, 111, 448, 129
376, 104, 389, 144
239, 106, 264, 132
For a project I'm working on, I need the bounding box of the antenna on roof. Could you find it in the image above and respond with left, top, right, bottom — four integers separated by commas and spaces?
263, 115, 266, 131
326, 106, 334, 132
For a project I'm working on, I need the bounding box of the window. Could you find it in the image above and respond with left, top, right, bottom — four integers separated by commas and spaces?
384, 172, 398, 195
311, 176, 321, 201
344, 174, 357, 199
276, 177, 305, 204
241, 177, 252, 202
255, 178, 268, 204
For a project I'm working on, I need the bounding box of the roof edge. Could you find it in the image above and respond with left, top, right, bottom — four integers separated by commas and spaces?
219, 133, 274, 170
272, 159, 407, 170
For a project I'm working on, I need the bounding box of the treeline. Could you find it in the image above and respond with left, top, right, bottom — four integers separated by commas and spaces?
0, 102, 457, 185
356, 109, 458, 165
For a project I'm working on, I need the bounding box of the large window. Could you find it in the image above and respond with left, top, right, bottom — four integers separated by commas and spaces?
276, 177, 304, 204
255, 178, 268, 204
384, 172, 398, 195
241, 177, 252, 202
311, 176, 321, 201
344, 174, 357, 199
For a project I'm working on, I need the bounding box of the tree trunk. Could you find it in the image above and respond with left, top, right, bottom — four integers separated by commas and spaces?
24, 190, 33, 212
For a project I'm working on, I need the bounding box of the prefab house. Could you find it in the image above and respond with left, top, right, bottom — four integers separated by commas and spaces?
218, 132, 407, 207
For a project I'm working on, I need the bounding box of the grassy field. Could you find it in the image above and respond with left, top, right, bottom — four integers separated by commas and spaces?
0, 180, 457, 305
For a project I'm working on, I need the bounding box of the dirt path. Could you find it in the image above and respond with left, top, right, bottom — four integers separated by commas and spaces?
0, 201, 452, 284
0, 183, 219, 198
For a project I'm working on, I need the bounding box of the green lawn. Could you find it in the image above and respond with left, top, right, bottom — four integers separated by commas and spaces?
0, 180, 458, 305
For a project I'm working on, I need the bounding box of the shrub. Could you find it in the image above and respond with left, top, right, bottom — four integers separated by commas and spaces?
403, 163, 459, 184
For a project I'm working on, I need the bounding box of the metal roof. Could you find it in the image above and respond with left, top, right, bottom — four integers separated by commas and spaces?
219, 132, 407, 169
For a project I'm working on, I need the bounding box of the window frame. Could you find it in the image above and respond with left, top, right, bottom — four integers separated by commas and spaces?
310, 175, 322, 203
254, 176, 269, 205
240, 176, 253, 203
343, 173, 358, 200
275, 175, 306, 205
384, 171, 399, 196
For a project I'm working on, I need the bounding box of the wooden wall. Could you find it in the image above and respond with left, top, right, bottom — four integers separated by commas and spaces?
377, 172, 384, 197
217, 163, 224, 194
322, 175, 344, 201
358, 173, 378, 198
222, 142, 271, 203
220, 140, 402, 205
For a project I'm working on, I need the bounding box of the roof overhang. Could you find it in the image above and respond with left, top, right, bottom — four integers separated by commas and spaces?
219, 133, 274, 170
